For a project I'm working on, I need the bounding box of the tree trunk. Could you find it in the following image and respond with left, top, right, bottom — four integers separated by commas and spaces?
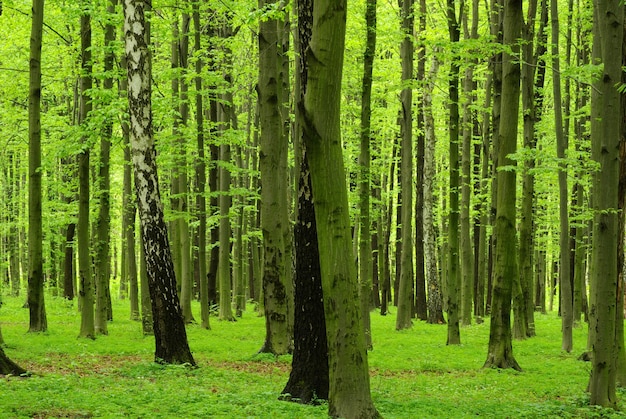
0, 345, 26, 376
484, 0, 522, 371
423, 49, 445, 325
587, 0, 622, 405
27, 0, 47, 333
123, 0, 195, 365
192, 4, 209, 330
94, 0, 116, 336
77, 6, 94, 339
357, 0, 376, 346
258, 0, 290, 354
446, 0, 461, 345
300, 0, 379, 416
282, 2, 329, 398
551, 0, 573, 353
395, 0, 414, 331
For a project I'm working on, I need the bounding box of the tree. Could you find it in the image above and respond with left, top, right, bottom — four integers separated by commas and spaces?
300, 0, 379, 416
282, 0, 329, 399
587, 0, 623, 405
27, 0, 47, 333
77, 0, 94, 340
446, 0, 461, 345
484, 0, 522, 371
94, 0, 116, 336
358, 0, 376, 346
0, 345, 26, 376
123, 0, 195, 365
550, 0, 572, 353
258, 0, 290, 355
395, 0, 414, 332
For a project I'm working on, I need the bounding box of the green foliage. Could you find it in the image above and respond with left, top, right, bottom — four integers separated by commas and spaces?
0, 295, 621, 418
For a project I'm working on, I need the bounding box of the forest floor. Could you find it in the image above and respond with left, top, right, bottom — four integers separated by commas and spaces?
0, 294, 623, 418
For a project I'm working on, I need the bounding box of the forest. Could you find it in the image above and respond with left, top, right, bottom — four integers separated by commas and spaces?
0, 0, 624, 417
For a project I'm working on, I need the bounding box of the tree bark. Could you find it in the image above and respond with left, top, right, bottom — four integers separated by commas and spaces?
588, 0, 623, 405
358, 0, 376, 346
446, 0, 461, 345
258, 0, 290, 355
300, 0, 379, 416
27, 0, 47, 333
123, 0, 195, 365
77, 5, 94, 339
484, 0, 522, 371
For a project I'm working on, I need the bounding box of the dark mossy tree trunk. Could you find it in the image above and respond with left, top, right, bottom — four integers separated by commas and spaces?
299, 0, 379, 416
446, 0, 461, 345
358, 0, 376, 346
281, 3, 329, 396
587, 0, 622, 405
484, 0, 522, 371
123, 0, 195, 365
27, 0, 47, 333
258, 0, 290, 355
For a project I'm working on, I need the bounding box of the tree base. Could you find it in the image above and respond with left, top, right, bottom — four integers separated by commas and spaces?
0, 347, 27, 376
483, 354, 522, 371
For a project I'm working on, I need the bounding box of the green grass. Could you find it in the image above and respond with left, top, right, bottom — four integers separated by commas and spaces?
0, 294, 623, 418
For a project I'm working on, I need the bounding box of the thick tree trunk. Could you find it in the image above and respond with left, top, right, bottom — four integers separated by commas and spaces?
484, 0, 522, 371
258, 0, 290, 354
300, 0, 379, 416
587, 0, 622, 405
282, 6, 329, 394
124, 0, 194, 365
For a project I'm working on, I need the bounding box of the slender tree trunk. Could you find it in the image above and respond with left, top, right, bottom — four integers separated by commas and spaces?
484, 0, 522, 371
192, 4, 209, 330
27, 0, 47, 333
94, 0, 116, 336
77, 5, 94, 339
124, 0, 195, 365
358, 0, 376, 346
459, 0, 478, 326
446, 0, 461, 344
551, 0, 573, 353
413, 0, 427, 322
423, 49, 445, 325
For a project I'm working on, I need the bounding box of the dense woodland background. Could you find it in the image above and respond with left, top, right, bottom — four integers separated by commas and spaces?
0, 0, 624, 415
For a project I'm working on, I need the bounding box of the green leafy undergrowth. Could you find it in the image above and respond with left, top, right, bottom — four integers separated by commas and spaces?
0, 295, 622, 418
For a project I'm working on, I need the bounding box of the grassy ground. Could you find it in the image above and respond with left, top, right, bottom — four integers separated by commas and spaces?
0, 295, 623, 418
